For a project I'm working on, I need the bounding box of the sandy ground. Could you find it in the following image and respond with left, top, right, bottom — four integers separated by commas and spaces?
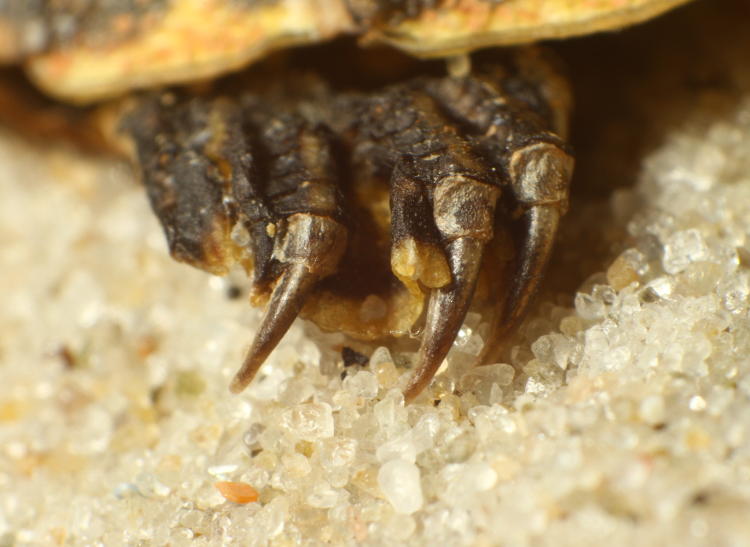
2, 1, 750, 545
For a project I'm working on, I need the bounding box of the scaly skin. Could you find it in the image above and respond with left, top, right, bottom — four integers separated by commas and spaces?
115, 50, 572, 400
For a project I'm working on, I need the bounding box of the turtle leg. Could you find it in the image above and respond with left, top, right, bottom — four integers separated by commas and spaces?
350, 58, 573, 401
119, 93, 347, 393
350, 86, 502, 401
424, 61, 574, 357
116, 52, 571, 401
230, 103, 349, 392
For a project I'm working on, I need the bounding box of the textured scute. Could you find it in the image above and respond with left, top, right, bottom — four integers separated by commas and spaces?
19, 0, 356, 102
1, 0, 693, 102
376, 0, 694, 56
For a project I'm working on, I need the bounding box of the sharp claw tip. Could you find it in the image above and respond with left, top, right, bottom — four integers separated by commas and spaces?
403, 384, 424, 404
401, 237, 486, 404
228, 376, 245, 394
229, 358, 256, 394
227, 262, 320, 394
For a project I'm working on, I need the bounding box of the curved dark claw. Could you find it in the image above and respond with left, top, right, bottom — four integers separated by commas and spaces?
477, 205, 561, 367
230, 262, 319, 393
502, 205, 560, 332
403, 237, 485, 402
231, 210, 347, 393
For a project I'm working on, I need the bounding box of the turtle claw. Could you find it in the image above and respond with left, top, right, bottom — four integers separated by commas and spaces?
120, 92, 348, 393
231, 212, 347, 393
230, 262, 319, 393
404, 237, 485, 402
501, 205, 561, 334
